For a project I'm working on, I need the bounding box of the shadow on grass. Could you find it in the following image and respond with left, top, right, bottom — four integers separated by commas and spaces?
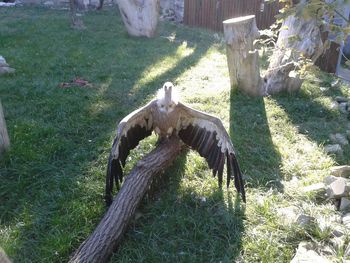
111, 152, 244, 263
229, 90, 284, 191
271, 86, 350, 164
0, 7, 224, 263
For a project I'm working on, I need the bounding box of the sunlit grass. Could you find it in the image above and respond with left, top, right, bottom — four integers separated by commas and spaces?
1, 6, 350, 263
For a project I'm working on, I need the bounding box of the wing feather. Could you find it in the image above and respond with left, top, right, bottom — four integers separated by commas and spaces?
105, 100, 156, 205
177, 102, 246, 202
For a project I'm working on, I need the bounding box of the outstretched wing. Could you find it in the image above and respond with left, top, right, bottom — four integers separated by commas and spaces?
176, 102, 246, 202
106, 100, 156, 205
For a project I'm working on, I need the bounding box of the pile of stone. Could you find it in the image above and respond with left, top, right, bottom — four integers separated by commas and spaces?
0, 56, 15, 75
286, 165, 350, 262
332, 95, 350, 115
324, 132, 349, 156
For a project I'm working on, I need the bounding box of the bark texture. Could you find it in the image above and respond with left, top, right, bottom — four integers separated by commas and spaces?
223, 15, 264, 96
69, 136, 183, 263
264, 15, 323, 94
116, 0, 159, 38
69, 0, 86, 30
0, 101, 10, 155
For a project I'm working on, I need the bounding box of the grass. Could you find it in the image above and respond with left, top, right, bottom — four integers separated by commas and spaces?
1, 6, 350, 263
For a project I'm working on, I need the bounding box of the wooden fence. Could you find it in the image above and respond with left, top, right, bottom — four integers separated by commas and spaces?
184, 0, 282, 31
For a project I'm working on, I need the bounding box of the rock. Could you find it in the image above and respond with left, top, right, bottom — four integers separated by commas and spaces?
339, 102, 347, 113
296, 214, 314, 227
303, 182, 325, 193
324, 175, 338, 185
330, 101, 339, 110
277, 206, 299, 225
290, 242, 332, 263
43, 0, 54, 6
0, 67, 15, 75
332, 224, 347, 237
340, 197, 350, 211
324, 144, 343, 155
330, 236, 346, 251
331, 79, 341, 88
335, 96, 348, 103
329, 133, 349, 146
326, 178, 349, 198
330, 165, 350, 177
342, 213, 350, 226
345, 243, 350, 257
346, 130, 350, 141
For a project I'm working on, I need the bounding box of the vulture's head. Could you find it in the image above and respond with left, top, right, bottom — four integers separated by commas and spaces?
156, 82, 179, 113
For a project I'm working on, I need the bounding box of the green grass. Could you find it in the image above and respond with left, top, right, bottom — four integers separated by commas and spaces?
1, 6, 350, 263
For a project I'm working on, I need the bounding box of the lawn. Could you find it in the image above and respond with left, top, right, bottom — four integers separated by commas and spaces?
1, 6, 350, 263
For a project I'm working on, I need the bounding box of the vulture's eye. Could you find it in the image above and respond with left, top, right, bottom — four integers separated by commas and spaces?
161, 104, 165, 108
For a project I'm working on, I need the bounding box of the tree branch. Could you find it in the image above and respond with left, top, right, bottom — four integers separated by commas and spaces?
68, 136, 183, 263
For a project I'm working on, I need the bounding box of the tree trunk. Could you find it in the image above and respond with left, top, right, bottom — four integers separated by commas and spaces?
69, 136, 183, 263
0, 101, 10, 155
69, 0, 86, 30
223, 15, 264, 96
116, 0, 159, 38
264, 15, 323, 94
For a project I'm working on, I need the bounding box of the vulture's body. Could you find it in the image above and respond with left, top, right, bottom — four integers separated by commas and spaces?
106, 82, 246, 205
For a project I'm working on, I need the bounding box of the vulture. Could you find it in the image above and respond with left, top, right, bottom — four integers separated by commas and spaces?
106, 82, 245, 205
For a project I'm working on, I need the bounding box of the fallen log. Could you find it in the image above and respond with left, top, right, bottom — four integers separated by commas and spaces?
69, 136, 183, 263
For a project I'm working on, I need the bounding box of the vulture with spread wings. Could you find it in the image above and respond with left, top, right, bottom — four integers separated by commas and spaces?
106, 82, 246, 205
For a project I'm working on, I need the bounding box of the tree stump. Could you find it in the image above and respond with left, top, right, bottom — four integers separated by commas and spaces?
69, 136, 183, 263
264, 15, 323, 94
116, 0, 160, 38
0, 100, 10, 155
223, 15, 264, 96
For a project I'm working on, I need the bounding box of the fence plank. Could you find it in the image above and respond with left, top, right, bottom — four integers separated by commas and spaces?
184, 0, 281, 31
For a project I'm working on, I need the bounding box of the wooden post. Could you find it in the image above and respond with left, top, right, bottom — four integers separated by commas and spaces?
223, 15, 264, 96
69, 136, 183, 263
116, 0, 160, 38
0, 100, 10, 155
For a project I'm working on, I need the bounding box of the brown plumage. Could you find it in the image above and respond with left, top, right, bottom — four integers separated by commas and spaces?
106, 82, 246, 205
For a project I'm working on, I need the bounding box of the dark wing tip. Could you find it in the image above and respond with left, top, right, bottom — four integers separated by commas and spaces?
229, 152, 246, 203
105, 155, 123, 206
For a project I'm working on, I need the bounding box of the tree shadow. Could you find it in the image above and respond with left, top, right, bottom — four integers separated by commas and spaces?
111, 151, 245, 263
0, 8, 214, 263
271, 86, 350, 164
229, 90, 284, 191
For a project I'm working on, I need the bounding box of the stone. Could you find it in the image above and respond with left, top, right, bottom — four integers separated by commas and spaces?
43, 0, 54, 6
346, 130, 350, 141
329, 133, 349, 146
324, 175, 338, 185
330, 236, 346, 251
342, 213, 350, 226
277, 206, 299, 225
296, 214, 314, 227
335, 96, 348, 103
332, 224, 346, 237
331, 79, 341, 88
340, 197, 350, 211
326, 178, 349, 198
290, 242, 332, 263
324, 144, 343, 155
330, 165, 350, 177
303, 182, 325, 193
0, 67, 15, 75
330, 101, 338, 110
339, 102, 347, 113
345, 243, 350, 257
